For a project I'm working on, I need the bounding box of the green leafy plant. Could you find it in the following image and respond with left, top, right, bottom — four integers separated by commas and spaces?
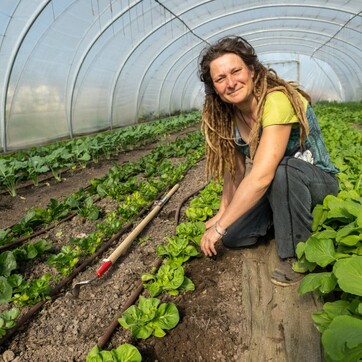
47, 245, 79, 276
156, 236, 200, 266
142, 262, 195, 297
86, 343, 142, 362
175, 221, 206, 246
118, 296, 179, 339
11, 273, 53, 306
0, 158, 26, 196
26, 156, 49, 186
0, 308, 20, 337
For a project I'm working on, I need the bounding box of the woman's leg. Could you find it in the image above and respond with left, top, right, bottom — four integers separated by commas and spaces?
222, 196, 273, 248
268, 157, 339, 259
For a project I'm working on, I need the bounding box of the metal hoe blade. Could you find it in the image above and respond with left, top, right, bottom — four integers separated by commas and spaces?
72, 275, 97, 299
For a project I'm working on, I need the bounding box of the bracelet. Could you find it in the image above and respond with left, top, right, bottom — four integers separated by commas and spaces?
214, 221, 227, 237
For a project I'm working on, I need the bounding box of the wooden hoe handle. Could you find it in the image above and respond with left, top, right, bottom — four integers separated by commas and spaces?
96, 183, 180, 276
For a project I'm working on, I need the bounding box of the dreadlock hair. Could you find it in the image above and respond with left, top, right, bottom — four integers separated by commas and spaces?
198, 36, 311, 180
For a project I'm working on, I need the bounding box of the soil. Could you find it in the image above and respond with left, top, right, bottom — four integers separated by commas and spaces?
0, 127, 323, 362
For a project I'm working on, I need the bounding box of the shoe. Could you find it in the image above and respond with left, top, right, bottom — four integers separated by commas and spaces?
271, 258, 304, 287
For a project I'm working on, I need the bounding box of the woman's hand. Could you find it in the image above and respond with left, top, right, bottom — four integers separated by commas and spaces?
200, 224, 222, 257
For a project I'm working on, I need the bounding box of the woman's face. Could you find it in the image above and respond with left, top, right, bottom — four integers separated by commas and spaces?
210, 53, 255, 106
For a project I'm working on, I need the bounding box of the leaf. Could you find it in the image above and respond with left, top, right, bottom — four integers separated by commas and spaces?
0, 251, 17, 277
0, 277, 13, 304
312, 205, 328, 231
298, 272, 337, 295
304, 236, 336, 267
333, 257, 362, 296
113, 343, 142, 362
338, 235, 361, 247
155, 302, 180, 330
322, 315, 362, 362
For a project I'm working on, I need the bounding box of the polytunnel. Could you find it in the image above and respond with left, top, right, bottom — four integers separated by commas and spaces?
0, 0, 361, 152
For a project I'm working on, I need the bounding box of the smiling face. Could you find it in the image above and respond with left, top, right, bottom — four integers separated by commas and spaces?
210, 53, 255, 107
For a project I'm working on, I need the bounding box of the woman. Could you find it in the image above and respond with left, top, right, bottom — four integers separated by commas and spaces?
198, 36, 339, 286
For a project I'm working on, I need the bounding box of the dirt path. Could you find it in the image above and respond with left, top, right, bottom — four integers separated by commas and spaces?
0, 128, 323, 361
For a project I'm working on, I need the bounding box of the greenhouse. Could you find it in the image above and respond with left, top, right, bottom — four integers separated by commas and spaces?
0, 1, 361, 361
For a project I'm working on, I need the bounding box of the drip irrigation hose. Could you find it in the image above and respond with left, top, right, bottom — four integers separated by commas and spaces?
0, 213, 76, 252
96, 181, 210, 349
0, 193, 102, 252
174, 180, 209, 225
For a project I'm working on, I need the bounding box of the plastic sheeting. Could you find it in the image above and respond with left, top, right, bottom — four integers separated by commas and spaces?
0, 0, 361, 151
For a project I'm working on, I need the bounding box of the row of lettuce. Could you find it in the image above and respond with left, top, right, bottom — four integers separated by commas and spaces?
295, 102, 362, 362
0, 131, 205, 342
0, 112, 200, 196
87, 181, 221, 362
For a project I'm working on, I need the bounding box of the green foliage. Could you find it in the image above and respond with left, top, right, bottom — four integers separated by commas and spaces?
86, 344, 142, 362
11, 273, 53, 306
142, 262, 195, 297
119, 296, 180, 339
156, 236, 200, 266
47, 245, 79, 276
175, 221, 206, 246
0, 308, 20, 338
322, 315, 362, 362
297, 103, 362, 361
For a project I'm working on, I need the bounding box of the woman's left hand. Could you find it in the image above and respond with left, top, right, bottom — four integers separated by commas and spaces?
200, 226, 222, 257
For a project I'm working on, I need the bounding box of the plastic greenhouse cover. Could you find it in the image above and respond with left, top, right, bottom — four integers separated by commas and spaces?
0, 0, 361, 152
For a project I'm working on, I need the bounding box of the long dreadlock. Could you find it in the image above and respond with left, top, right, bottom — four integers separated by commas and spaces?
199, 36, 311, 180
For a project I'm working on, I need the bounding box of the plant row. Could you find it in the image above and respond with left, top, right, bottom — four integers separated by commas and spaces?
0, 112, 200, 196
86, 181, 223, 361
0, 131, 206, 341
295, 103, 362, 362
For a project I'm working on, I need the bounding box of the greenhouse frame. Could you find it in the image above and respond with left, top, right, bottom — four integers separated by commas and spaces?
1, 1, 362, 361
0, 0, 361, 152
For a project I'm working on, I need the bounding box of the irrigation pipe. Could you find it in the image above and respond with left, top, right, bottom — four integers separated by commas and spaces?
96, 181, 209, 349
0, 212, 76, 252
0, 194, 102, 252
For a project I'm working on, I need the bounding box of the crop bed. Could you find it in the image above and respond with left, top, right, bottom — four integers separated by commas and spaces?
0, 103, 361, 362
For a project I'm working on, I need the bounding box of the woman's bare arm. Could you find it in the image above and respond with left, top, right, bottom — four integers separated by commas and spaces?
201, 124, 292, 256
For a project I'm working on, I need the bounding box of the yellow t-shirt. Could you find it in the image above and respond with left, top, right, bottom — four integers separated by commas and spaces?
262, 91, 309, 127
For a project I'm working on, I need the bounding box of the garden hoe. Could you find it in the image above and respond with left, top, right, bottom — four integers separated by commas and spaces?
72, 183, 180, 298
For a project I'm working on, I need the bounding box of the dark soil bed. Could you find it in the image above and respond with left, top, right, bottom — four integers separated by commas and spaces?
0, 127, 323, 362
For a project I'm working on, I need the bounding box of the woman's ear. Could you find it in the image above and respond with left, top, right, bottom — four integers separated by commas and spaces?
250, 66, 255, 79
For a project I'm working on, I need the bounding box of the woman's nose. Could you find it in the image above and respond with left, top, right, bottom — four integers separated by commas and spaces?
226, 74, 236, 88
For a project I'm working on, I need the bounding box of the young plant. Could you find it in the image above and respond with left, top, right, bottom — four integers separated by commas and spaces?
142, 262, 195, 297
0, 308, 20, 337
175, 221, 206, 246
118, 296, 179, 339
26, 156, 49, 186
0, 159, 26, 196
156, 236, 200, 266
86, 344, 142, 362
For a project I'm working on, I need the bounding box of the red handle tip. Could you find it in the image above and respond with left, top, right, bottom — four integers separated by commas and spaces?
96, 260, 112, 276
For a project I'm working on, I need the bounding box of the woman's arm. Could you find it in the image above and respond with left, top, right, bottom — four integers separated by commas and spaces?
205, 150, 246, 228
200, 124, 292, 256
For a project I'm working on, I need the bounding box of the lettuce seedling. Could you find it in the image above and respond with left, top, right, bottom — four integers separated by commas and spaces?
86, 343, 142, 362
118, 296, 179, 339
156, 236, 200, 266
142, 262, 195, 297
